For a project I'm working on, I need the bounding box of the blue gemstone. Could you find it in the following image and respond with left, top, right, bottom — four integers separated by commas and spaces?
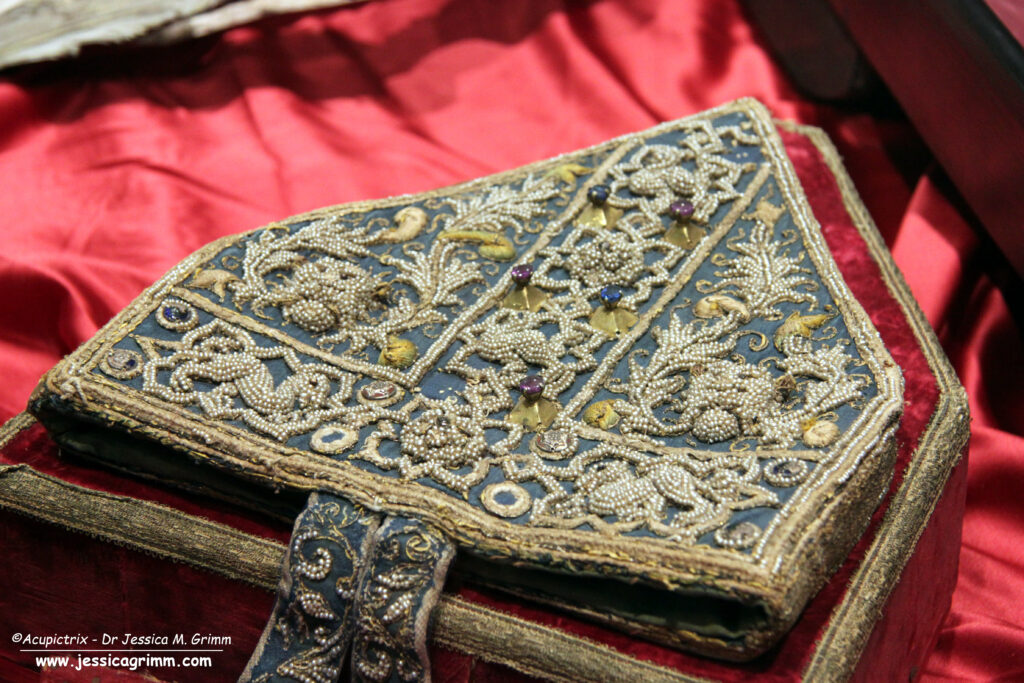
106, 349, 138, 372
163, 304, 190, 322
599, 285, 622, 308
587, 185, 610, 205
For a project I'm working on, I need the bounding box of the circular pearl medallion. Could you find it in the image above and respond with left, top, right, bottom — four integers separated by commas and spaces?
714, 521, 762, 550
157, 298, 199, 332
763, 458, 809, 487
481, 482, 531, 518
311, 424, 359, 454
530, 429, 577, 460
99, 348, 144, 380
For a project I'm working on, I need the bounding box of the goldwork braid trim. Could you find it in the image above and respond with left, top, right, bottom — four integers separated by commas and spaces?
240, 493, 380, 683
0, 411, 35, 448
351, 517, 456, 683
431, 596, 711, 683
0, 430, 282, 587
778, 122, 971, 681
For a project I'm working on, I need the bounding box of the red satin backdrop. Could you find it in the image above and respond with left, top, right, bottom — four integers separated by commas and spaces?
0, 0, 1019, 680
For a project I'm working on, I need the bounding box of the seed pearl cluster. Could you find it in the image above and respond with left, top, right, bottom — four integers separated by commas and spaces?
280, 258, 386, 334
679, 360, 778, 443
564, 230, 646, 287
763, 458, 809, 488
400, 408, 486, 468
284, 300, 336, 334
354, 649, 394, 682
353, 524, 447, 682
362, 582, 414, 626
290, 536, 337, 622
283, 655, 339, 683
473, 313, 564, 373
578, 460, 666, 523
692, 407, 741, 443
713, 521, 762, 550
294, 533, 334, 582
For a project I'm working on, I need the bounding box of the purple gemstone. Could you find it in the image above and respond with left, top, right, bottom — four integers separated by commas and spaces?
510, 264, 534, 286
163, 304, 190, 322
519, 374, 544, 399
668, 200, 695, 221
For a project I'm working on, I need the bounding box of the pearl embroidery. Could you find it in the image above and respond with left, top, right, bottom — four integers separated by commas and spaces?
481, 482, 532, 518
249, 496, 377, 683
352, 519, 454, 683
157, 298, 199, 332
763, 458, 810, 487
102, 109, 887, 553
714, 521, 762, 549
99, 348, 143, 380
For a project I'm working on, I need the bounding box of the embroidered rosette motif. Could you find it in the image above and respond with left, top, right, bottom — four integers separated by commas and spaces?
84, 102, 899, 565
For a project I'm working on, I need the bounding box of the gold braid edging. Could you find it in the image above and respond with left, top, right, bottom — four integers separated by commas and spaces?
0, 420, 282, 588
776, 122, 970, 681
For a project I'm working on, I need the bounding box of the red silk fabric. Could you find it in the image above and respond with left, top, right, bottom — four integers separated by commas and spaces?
0, 0, 1019, 680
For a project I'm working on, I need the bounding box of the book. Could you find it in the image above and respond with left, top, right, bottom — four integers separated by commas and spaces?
29, 99, 903, 667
